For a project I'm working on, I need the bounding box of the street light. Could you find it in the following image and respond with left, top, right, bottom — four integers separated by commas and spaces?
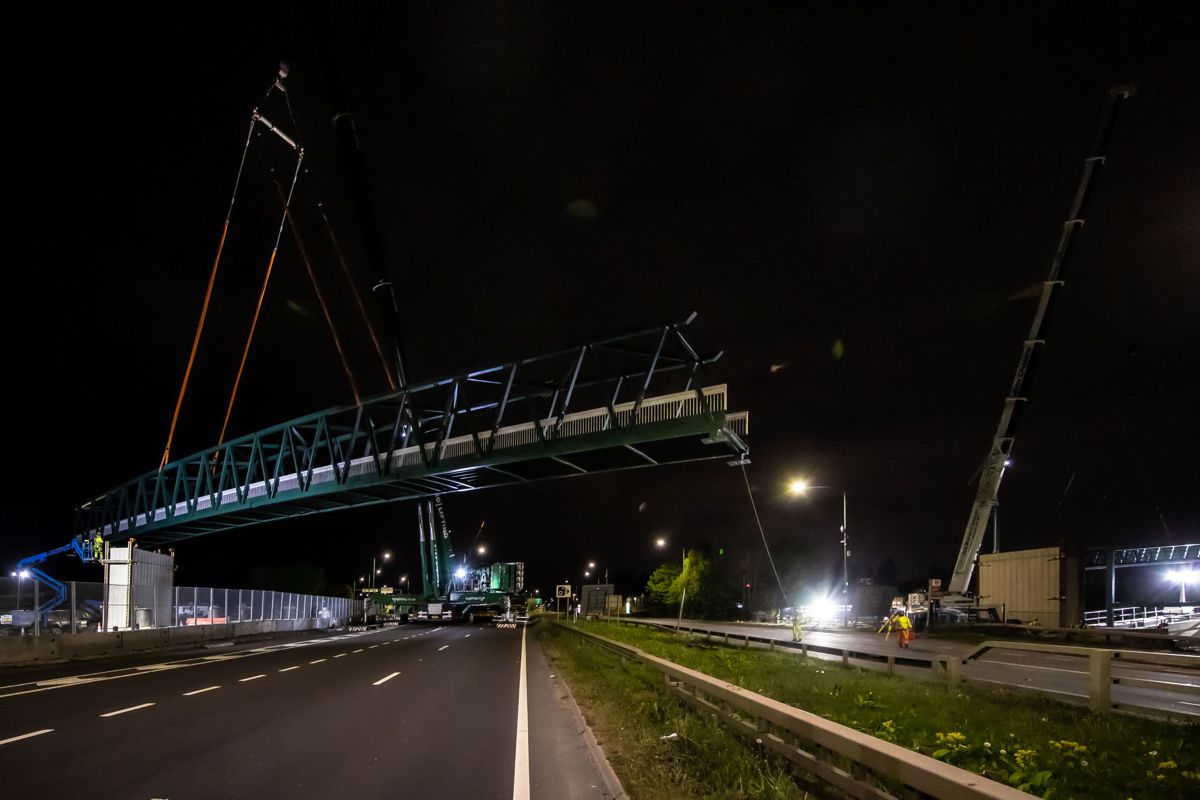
789, 478, 851, 628
477, 544, 487, 556
370, 551, 392, 589
655, 536, 667, 548
399, 575, 409, 593
1166, 569, 1200, 603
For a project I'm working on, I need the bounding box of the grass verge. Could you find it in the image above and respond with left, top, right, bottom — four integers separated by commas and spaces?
555, 619, 1200, 799
538, 620, 813, 799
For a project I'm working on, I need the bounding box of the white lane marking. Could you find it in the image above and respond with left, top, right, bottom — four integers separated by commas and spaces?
279, 666, 300, 672
981, 660, 1085, 675
374, 671, 401, 686
334, 653, 347, 658
101, 702, 155, 718
0, 729, 53, 746
239, 674, 267, 682
382, 642, 391, 646
512, 623, 530, 800
183, 686, 221, 696
0, 627, 396, 701
438, 645, 450, 652
465, 634, 472, 638
1181, 701, 1200, 708
353, 649, 364, 653
368, 645, 378, 649
309, 659, 326, 664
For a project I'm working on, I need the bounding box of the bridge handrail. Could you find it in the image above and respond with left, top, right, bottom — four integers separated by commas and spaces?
555, 621, 1032, 800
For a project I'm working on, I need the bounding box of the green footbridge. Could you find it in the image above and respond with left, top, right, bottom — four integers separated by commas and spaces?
75, 314, 749, 545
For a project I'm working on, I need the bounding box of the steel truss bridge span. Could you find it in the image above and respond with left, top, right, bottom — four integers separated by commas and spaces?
76, 316, 749, 545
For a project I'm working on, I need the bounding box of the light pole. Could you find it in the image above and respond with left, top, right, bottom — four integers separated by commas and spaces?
370, 551, 391, 590
790, 479, 851, 628
399, 574, 409, 594
1166, 569, 1199, 603
655, 537, 689, 629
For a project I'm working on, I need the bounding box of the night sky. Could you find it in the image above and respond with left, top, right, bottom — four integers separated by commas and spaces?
4, 3, 1197, 606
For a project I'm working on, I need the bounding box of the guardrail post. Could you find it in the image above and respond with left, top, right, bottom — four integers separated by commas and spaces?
769, 639, 775, 651
724, 632, 730, 646
744, 634, 750, 649
842, 649, 849, 667
801, 642, 808, 659
887, 655, 895, 675
1089, 650, 1112, 713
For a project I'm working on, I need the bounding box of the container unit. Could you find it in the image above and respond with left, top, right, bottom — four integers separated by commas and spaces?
103, 546, 174, 631
978, 546, 1081, 626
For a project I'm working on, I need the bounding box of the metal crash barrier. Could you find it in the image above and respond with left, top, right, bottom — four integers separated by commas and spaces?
555, 621, 1031, 800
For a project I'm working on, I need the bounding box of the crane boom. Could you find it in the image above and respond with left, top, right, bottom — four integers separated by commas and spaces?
947, 85, 1137, 596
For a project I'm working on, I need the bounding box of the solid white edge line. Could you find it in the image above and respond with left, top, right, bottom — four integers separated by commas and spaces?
0, 728, 53, 746
373, 671, 401, 686
239, 674, 266, 682
100, 702, 155, 718
512, 622, 530, 800
279, 666, 300, 672
183, 686, 221, 696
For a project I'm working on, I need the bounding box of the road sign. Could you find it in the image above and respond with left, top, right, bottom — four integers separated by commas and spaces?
556, 584, 571, 598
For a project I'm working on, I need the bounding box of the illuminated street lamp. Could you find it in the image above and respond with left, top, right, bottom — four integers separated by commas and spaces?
369, 551, 391, 589
477, 544, 487, 556
655, 537, 667, 548
399, 575, 409, 593
789, 478, 851, 627
1166, 569, 1200, 603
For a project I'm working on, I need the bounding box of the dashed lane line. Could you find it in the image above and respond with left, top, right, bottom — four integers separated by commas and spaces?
0, 729, 53, 746
0, 627, 408, 701
438, 645, 450, 652
309, 659, 326, 664
334, 654, 347, 658
100, 703, 155, 718
353, 649, 364, 654
239, 674, 267, 682
183, 686, 221, 696
279, 666, 300, 672
373, 672, 401, 686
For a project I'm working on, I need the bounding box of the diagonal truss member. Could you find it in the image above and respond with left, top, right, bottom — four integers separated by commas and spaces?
76, 313, 749, 545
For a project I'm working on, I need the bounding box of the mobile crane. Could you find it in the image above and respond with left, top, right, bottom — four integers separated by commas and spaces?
362, 497, 526, 624
939, 85, 1137, 612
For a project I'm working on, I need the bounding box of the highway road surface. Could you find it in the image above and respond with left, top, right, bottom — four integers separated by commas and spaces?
0, 622, 615, 799
641, 617, 1200, 718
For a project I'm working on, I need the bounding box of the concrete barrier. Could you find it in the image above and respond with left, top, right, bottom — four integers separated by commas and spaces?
0, 617, 338, 666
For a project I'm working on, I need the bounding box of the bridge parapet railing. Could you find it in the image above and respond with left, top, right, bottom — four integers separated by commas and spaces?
1083, 605, 1200, 628
556, 621, 1031, 800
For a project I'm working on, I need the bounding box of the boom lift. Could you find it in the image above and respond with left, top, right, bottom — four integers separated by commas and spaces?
7, 536, 98, 629
941, 85, 1137, 610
